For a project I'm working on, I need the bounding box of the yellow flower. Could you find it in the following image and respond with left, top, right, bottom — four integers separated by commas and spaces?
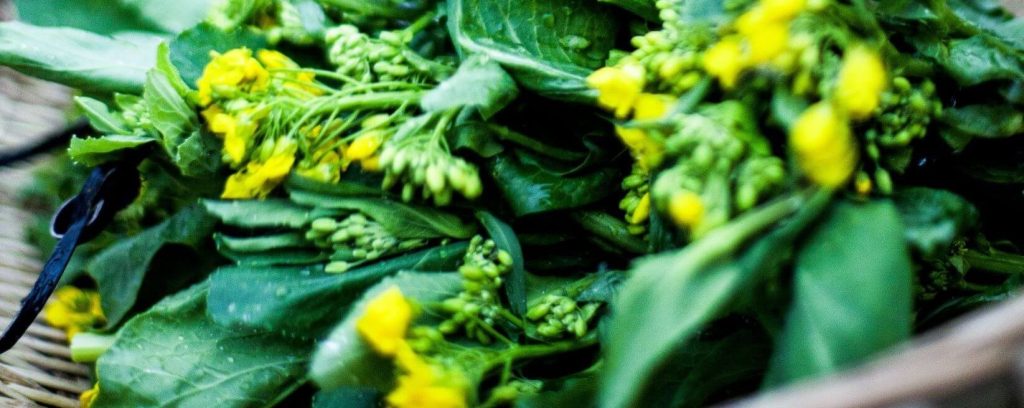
790, 102, 858, 188
221, 153, 296, 199
834, 46, 887, 119
80, 383, 99, 408
360, 156, 382, 172
760, 0, 806, 21
616, 127, 663, 172
206, 106, 264, 166
346, 131, 386, 161
668, 191, 704, 229
703, 36, 746, 89
746, 22, 790, 64
356, 286, 414, 357
387, 344, 467, 408
43, 286, 105, 339
256, 50, 299, 70
196, 48, 269, 106
630, 192, 651, 224
257, 49, 323, 97
633, 93, 673, 120
587, 64, 646, 118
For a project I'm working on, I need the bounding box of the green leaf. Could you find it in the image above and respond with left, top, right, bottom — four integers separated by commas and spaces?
0, 22, 161, 94
447, 0, 621, 101
764, 200, 913, 386
476, 211, 527, 315
144, 55, 198, 157
93, 282, 308, 408
218, 248, 328, 267
940, 104, 1024, 138
203, 199, 321, 229
74, 97, 130, 134
597, 0, 658, 20
934, 36, 1024, 86
68, 135, 156, 166
422, 55, 519, 119
214, 232, 310, 253
208, 242, 470, 338
13, 0, 164, 35
309, 271, 463, 391
488, 152, 621, 216
174, 130, 223, 177
170, 23, 267, 87
601, 192, 827, 408
289, 191, 478, 239
313, 389, 378, 408
87, 205, 218, 327
120, 0, 214, 34
893, 188, 978, 259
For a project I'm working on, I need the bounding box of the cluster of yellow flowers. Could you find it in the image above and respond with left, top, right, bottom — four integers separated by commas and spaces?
790, 46, 887, 188
357, 287, 468, 408
703, 0, 817, 88
197, 47, 392, 199
42, 286, 105, 339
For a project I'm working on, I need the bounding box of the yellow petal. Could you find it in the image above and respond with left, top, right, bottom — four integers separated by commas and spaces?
356, 286, 413, 356
704, 36, 746, 89
834, 46, 887, 119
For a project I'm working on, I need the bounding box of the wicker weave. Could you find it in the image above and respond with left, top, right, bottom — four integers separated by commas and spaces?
0, 66, 88, 407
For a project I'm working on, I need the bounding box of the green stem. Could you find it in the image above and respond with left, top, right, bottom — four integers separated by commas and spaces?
308, 91, 425, 116
70, 332, 117, 363
571, 211, 649, 254
481, 335, 599, 374
963, 249, 1024, 275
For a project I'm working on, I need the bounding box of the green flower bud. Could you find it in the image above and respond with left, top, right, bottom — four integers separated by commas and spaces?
325, 261, 350, 274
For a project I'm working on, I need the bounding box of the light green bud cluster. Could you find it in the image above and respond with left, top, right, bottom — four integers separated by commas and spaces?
306, 213, 427, 273
407, 326, 446, 354
526, 295, 599, 339
206, 0, 277, 31
325, 25, 427, 83
379, 141, 483, 206
266, 1, 318, 45
438, 236, 514, 344
619, 164, 651, 235
869, 77, 940, 148
114, 94, 152, 131
652, 106, 785, 237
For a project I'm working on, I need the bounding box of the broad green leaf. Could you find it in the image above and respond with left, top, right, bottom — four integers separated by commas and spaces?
309, 271, 463, 391
0, 22, 161, 94
286, 173, 384, 197
13, 0, 163, 35
218, 248, 328, 267
476, 211, 526, 315
422, 55, 519, 119
289, 191, 478, 239
601, 192, 827, 408
489, 152, 620, 216
174, 130, 222, 178
203, 199, 323, 228
170, 23, 267, 87
87, 205, 218, 327
208, 242, 469, 338
68, 135, 156, 166
313, 389, 378, 408
940, 104, 1024, 138
597, 0, 658, 20
934, 35, 1024, 86
144, 65, 198, 156
893, 188, 978, 259
93, 282, 308, 408
74, 97, 130, 134
517, 368, 600, 408
214, 232, 310, 253
764, 200, 913, 386
120, 0, 214, 34
447, 0, 621, 101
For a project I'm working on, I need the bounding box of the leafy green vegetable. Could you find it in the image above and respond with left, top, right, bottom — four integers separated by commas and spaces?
119, 0, 214, 34
208, 242, 469, 337
894, 188, 978, 258
764, 200, 913, 386
68, 135, 155, 166
309, 271, 463, 390
476, 211, 527, 315
289, 191, 478, 239
87, 205, 218, 327
941, 104, 1024, 138
933, 36, 1024, 86
447, 0, 621, 100
75, 96, 131, 134
0, 22, 161, 93
12, 0, 165, 35
597, 0, 658, 20
489, 152, 621, 216
422, 55, 519, 119
203, 199, 321, 229
93, 282, 308, 408
601, 192, 827, 408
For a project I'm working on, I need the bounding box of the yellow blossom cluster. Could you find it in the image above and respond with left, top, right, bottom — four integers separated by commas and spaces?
703, 0, 812, 88
587, 64, 674, 172
790, 46, 887, 188
42, 286, 105, 339
356, 287, 468, 408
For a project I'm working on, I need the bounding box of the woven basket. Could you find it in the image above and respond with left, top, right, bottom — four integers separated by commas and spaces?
1, 1, 1024, 408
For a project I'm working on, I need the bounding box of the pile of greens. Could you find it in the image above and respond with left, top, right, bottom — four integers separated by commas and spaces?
4, 0, 1024, 406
